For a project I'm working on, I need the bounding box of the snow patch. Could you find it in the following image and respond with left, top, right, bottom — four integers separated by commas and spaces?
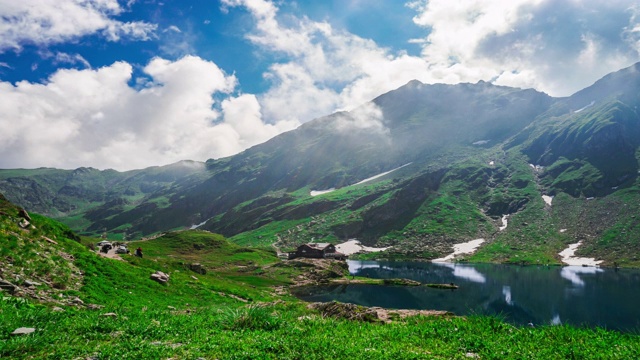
529, 164, 544, 172
354, 163, 412, 186
336, 239, 391, 256
559, 229, 567, 233
542, 195, 553, 206
432, 239, 485, 262
489, 161, 495, 166
310, 163, 412, 196
190, 219, 208, 229
499, 215, 509, 231
558, 241, 603, 266
574, 100, 595, 113
310, 188, 336, 197
472, 140, 490, 145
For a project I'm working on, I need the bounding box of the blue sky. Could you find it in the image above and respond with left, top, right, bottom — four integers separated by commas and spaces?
1, 0, 639, 170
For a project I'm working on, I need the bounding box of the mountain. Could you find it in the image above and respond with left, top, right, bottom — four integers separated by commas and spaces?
2, 62, 640, 266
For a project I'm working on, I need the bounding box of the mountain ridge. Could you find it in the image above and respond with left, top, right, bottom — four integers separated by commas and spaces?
3, 61, 640, 265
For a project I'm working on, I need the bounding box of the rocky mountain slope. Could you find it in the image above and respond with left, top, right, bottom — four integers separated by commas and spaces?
2, 62, 640, 265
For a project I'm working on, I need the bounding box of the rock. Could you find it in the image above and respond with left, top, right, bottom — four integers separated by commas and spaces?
309, 301, 380, 322
0, 279, 17, 294
189, 263, 207, 275
52, 307, 65, 312
18, 218, 30, 228
42, 237, 58, 245
11, 327, 36, 335
18, 208, 31, 221
24, 280, 41, 287
70, 297, 84, 305
150, 271, 170, 284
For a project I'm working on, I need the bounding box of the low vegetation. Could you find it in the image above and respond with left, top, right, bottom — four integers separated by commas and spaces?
1, 194, 640, 359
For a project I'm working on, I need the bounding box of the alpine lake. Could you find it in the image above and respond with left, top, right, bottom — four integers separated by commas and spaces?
293, 260, 640, 332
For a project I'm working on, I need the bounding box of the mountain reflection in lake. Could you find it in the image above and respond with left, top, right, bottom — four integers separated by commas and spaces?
294, 260, 640, 331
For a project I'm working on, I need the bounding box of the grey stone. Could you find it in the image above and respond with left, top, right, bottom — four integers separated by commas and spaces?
150, 271, 170, 284
189, 263, 207, 275
11, 327, 36, 335
18, 208, 31, 221
18, 218, 30, 228
24, 280, 41, 287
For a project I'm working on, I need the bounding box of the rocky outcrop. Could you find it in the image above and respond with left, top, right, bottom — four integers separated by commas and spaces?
189, 263, 206, 275
308, 301, 453, 323
150, 271, 170, 284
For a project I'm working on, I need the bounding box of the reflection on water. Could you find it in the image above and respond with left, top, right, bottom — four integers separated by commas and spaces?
503, 285, 513, 305
294, 260, 640, 331
560, 266, 603, 287
433, 262, 487, 283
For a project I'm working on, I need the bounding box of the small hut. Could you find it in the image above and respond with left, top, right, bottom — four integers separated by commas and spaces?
294, 243, 346, 260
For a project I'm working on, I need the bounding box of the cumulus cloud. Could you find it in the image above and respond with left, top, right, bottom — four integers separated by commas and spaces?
219, 0, 640, 143
221, 0, 433, 127
408, 0, 640, 95
0, 56, 297, 170
0, 0, 157, 52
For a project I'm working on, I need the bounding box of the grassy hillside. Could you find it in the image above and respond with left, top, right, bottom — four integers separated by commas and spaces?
1, 197, 639, 359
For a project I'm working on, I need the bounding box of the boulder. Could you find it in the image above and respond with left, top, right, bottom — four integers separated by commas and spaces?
18, 219, 30, 229
189, 263, 206, 275
18, 208, 31, 221
150, 271, 170, 284
11, 327, 36, 336
23, 280, 42, 287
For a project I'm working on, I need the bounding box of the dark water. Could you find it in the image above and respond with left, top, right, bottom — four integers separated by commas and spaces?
294, 260, 640, 331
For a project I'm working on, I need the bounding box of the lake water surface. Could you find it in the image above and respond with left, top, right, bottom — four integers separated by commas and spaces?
294, 260, 640, 331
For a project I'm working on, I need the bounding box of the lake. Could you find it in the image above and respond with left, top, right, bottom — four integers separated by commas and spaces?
294, 260, 640, 331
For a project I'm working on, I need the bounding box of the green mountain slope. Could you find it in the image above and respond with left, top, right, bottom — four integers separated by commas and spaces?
2, 62, 640, 265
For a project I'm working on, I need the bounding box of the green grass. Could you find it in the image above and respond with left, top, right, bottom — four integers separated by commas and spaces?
3, 195, 640, 359
2, 300, 639, 359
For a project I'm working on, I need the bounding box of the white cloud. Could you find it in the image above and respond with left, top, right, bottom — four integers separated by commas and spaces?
221, 0, 434, 127
39, 51, 92, 69
408, 0, 640, 96
164, 25, 182, 33
0, 0, 157, 52
0, 56, 296, 170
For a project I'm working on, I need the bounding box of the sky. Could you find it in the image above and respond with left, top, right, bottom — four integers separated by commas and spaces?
1, 0, 639, 171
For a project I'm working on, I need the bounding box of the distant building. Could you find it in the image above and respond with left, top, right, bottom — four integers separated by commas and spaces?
293, 243, 346, 260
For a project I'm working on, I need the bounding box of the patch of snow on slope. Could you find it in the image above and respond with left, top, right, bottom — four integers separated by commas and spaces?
574, 100, 595, 113
336, 239, 390, 256
310, 188, 336, 197
558, 241, 602, 266
542, 195, 553, 206
499, 215, 509, 231
354, 163, 412, 186
190, 220, 209, 229
432, 239, 485, 262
